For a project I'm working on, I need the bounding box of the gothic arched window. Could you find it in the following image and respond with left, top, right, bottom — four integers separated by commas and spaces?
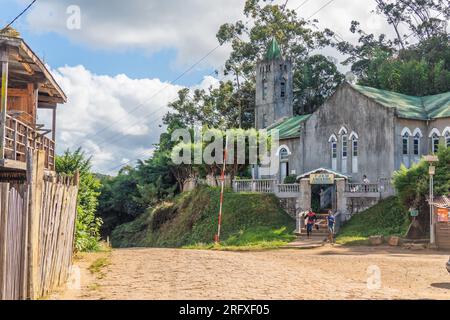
280, 78, 286, 99
432, 133, 440, 153
279, 148, 289, 162
329, 134, 337, 171
402, 132, 410, 155
262, 79, 268, 100
413, 133, 420, 156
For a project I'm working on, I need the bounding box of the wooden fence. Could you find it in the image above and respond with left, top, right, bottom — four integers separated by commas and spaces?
0, 150, 79, 300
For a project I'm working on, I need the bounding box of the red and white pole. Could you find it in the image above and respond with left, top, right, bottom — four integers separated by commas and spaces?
215, 136, 228, 244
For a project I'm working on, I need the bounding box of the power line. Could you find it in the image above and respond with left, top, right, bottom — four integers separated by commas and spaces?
294, 0, 310, 11
99, 69, 226, 174
72, 44, 222, 149
89, 68, 220, 151
306, 0, 336, 19
1, 0, 37, 32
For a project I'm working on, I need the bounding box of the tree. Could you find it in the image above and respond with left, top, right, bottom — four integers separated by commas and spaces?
337, 0, 450, 96
374, 0, 449, 45
393, 146, 450, 237
56, 148, 102, 251
294, 55, 344, 114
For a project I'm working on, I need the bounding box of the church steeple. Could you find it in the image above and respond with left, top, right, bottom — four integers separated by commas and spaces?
255, 38, 293, 129
265, 38, 282, 60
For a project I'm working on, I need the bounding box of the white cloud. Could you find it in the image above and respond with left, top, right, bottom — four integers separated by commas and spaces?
22, 0, 406, 71
24, 0, 245, 67
37, 65, 219, 174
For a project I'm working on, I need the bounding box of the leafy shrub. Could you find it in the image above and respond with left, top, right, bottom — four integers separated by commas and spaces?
336, 197, 410, 245
56, 148, 102, 252
151, 203, 178, 231
283, 175, 297, 184
393, 146, 450, 233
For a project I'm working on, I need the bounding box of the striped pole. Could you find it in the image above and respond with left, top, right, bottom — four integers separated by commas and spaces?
215, 135, 228, 243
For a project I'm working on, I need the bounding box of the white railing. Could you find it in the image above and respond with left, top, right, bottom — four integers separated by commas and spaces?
233, 179, 277, 193
233, 179, 254, 192
345, 183, 380, 193
233, 179, 301, 197
277, 184, 300, 194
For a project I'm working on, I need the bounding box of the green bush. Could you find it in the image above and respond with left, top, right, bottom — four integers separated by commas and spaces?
336, 197, 410, 245
393, 146, 450, 233
283, 175, 297, 184
56, 148, 102, 252
111, 186, 295, 248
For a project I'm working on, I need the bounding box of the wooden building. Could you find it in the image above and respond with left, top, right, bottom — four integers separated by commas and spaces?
430, 195, 450, 250
0, 29, 66, 175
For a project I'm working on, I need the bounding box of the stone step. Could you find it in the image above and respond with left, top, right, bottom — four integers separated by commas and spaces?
297, 229, 330, 236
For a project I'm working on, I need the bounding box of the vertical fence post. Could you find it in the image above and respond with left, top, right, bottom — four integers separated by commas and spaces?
26, 149, 45, 300
0, 183, 9, 300
19, 184, 29, 300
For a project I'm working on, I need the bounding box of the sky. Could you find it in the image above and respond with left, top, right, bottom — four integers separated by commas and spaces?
0, 0, 401, 174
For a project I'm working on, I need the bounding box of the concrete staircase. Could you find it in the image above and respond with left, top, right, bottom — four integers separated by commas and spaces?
296, 212, 331, 237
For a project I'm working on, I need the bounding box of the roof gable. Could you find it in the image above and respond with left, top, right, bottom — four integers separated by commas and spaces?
297, 168, 350, 180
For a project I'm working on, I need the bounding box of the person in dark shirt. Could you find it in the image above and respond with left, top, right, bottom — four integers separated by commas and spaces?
305, 209, 317, 239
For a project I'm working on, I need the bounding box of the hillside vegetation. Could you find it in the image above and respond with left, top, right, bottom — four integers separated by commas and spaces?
336, 197, 410, 245
111, 186, 295, 249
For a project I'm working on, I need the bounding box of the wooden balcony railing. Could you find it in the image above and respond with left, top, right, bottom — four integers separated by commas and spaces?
2, 114, 55, 171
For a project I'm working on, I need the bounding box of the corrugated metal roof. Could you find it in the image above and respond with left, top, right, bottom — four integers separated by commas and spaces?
351, 84, 450, 120
267, 114, 311, 140
427, 195, 450, 209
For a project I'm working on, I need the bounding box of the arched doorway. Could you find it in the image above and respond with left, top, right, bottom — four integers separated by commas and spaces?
296, 168, 349, 213
295, 168, 349, 233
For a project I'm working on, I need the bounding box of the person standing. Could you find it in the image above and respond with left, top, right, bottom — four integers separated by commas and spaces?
326, 210, 336, 244
362, 175, 370, 192
305, 209, 317, 239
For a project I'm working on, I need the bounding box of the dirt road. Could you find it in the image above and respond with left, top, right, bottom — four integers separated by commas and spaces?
51, 246, 450, 300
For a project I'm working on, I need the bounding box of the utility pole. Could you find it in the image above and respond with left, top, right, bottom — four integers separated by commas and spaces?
424, 155, 439, 245
215, 135, 229, 244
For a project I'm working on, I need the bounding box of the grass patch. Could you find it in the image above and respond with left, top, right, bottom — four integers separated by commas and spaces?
336, 196, 409, 245
183, 226, 296, 251
111, 186, 295, 249
88, 257, 110, 277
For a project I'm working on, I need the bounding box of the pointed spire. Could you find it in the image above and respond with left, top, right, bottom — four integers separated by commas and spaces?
0, 26, 21, 38
266, 38, 282, 60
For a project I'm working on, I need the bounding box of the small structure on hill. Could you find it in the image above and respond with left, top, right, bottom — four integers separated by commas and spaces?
428, 195, 450, 250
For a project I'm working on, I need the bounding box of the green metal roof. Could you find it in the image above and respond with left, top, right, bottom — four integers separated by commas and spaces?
266, 38, 282, 60
351, 84, 450, 120
267, 114, 311, 140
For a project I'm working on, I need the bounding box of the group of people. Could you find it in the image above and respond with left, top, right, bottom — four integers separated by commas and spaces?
303, 209, 335, 244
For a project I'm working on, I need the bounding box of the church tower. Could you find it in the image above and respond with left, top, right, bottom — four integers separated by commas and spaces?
255, 38, 293, 129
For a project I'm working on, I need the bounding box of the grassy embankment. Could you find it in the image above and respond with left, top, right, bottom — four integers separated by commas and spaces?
336, 196, 410, 245
111, 186, 296, 250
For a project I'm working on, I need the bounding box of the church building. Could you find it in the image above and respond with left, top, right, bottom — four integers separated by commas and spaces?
251, 38, 450, 216
255, 39, 450, 184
